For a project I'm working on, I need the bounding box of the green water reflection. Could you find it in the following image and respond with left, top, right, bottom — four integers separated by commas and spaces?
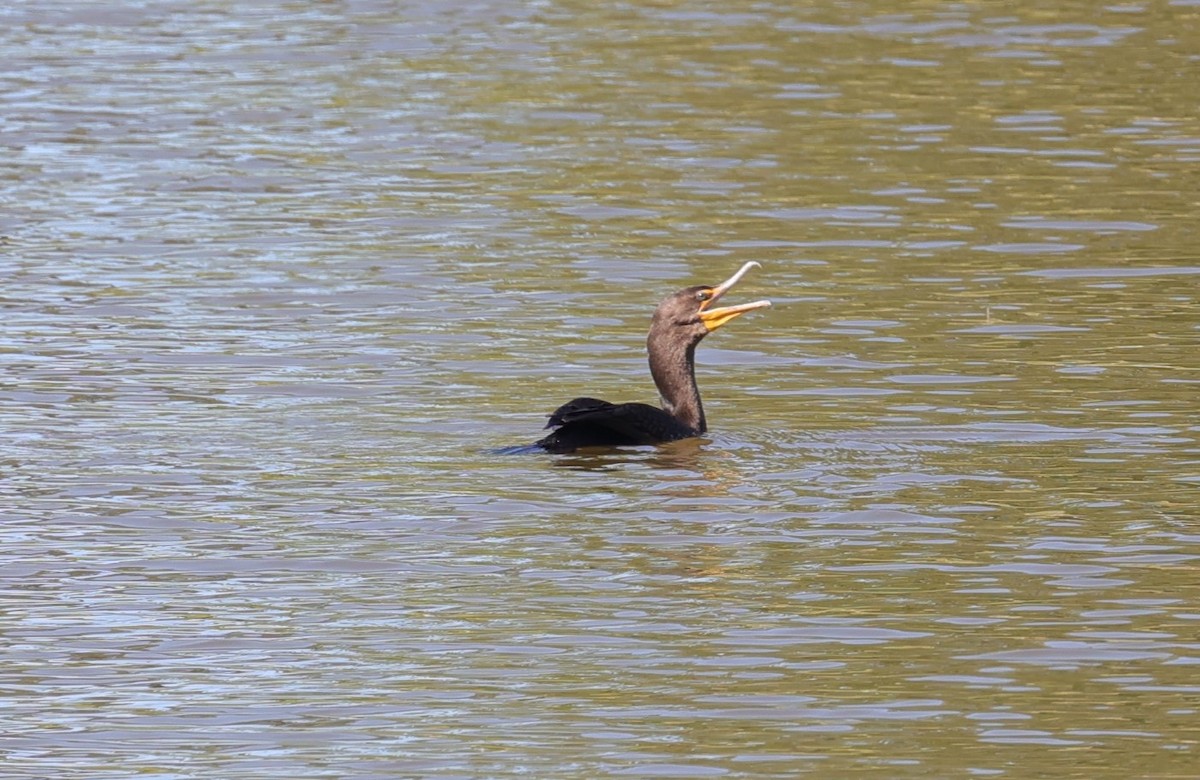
1, 1, 1197, 778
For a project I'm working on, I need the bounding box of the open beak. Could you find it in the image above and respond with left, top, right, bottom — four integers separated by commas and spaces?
698, 261, 772, 332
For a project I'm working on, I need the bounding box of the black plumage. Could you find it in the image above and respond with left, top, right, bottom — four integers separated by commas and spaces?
535, 262, 770, 453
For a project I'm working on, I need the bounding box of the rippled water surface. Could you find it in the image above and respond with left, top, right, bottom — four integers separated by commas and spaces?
3, 1, 1198, 778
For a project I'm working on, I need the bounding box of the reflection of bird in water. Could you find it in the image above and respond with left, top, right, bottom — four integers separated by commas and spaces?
534, 262, 771, 453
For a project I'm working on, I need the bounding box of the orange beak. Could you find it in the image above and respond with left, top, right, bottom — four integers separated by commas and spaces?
697, 261, 772, 332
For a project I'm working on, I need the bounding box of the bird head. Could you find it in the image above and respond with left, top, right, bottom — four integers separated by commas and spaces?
650, 261, 772, 343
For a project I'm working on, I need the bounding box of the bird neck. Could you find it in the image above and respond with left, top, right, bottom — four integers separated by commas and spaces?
648, 334, 706, 434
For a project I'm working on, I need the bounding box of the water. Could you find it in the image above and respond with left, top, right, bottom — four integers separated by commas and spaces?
2, 1, 1198, 778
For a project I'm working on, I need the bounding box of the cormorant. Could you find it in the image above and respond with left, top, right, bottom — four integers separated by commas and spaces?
535, 261, 770, 453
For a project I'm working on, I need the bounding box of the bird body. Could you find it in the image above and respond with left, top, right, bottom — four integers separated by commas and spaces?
538, 398, 697, 453
533, 262, 770, 453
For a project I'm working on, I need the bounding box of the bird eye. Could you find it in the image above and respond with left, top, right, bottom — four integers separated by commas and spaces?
696, 290, 711, 302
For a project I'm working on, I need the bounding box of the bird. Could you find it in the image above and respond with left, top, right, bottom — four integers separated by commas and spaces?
534, 261, 771, 453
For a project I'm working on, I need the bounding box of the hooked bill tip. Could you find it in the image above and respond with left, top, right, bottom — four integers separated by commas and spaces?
717, 261, 762, 291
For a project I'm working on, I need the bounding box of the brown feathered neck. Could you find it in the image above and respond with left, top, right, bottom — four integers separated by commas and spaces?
647, 320, 706, 434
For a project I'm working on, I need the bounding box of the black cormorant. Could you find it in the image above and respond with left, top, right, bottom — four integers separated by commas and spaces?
535, 261, 770, 453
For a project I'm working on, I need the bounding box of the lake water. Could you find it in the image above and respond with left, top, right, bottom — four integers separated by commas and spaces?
2, 1, 1198, 778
